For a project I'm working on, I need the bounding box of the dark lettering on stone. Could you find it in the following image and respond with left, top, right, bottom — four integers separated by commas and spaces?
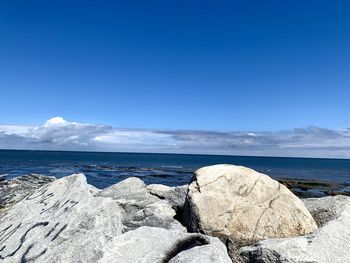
37, 192, 54, 206
0, 221, 49, 260
26, 186, 48, 201
45, 223, 59, 238
40, 200, 61, 215
21, 244, 47, 263
56, 201, 79, 217
0, 223, 22, 244
51, 224, 67, 241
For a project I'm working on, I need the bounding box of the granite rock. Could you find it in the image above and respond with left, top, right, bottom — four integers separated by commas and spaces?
98, 177, 146, 197
99, 226, 232, 263
303, 195, 350, 227
183, 164, 318, 245
97, 177, 185, 232
147, 183, 188, 222
0, 174, 123, 263
240, 195, 350, 263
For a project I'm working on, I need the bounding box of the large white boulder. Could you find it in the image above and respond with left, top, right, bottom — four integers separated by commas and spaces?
240, 195, 350, 263
183, 164, 318, 245
0, 174, 123, 262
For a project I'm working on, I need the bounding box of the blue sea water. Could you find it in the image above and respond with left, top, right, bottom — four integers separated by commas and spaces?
0, 150, 350, 190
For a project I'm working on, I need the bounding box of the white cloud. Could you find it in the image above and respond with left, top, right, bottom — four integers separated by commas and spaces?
43, 116, 69, 127
0, 117, 350, 158
0, 124, 31, 135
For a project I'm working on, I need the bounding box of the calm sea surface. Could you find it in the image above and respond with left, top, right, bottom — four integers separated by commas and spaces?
0, 150, 350, 190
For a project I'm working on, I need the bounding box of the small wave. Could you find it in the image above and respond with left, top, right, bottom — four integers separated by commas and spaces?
161, 165, 184, 169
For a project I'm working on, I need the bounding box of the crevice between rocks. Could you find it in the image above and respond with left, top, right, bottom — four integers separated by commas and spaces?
147, 189, 187, 226
161, 234, 210, 263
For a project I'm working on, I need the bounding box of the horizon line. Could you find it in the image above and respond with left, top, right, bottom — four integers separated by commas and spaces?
1, 148, 349, 161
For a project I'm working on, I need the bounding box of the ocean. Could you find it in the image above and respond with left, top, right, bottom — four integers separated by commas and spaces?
1, 150, 350, 190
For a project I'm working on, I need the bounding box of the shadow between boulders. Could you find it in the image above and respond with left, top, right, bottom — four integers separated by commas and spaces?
161, 234, 210, 263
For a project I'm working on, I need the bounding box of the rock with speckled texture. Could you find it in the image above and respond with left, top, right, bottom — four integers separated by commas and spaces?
183, 164, 318, 246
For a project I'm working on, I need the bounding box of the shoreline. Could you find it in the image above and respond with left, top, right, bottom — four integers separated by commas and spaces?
1, 165, 350, 262
2, 173, 349, 200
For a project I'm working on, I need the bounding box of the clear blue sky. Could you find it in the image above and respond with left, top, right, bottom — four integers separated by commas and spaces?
1, 0, 349, 131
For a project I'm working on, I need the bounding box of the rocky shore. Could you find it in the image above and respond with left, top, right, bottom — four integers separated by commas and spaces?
0, 164, 349, 262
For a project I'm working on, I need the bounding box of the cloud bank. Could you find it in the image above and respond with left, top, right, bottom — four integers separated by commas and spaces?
1, 117, 350, 158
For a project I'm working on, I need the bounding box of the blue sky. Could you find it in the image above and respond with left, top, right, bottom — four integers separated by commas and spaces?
0, 1, 350, 157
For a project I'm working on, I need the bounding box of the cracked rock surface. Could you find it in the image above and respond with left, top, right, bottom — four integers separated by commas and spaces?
183, 164, 318, 245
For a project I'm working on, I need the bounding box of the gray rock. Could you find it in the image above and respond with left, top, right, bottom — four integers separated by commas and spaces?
97, 177, 185, 232
147, 184, 188, 213
0, 174, 55, 212
303, 195, 350, 227
99, 226, 232, 263
168, 236, 232, 263
98, 177, 146, 197
240, 195, 350, 263
0, 174, 123, 263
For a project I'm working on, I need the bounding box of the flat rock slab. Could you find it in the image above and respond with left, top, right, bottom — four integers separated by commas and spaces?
241, 195, 350, 263
184, 164, 317, 245
0, 174, 123, 263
